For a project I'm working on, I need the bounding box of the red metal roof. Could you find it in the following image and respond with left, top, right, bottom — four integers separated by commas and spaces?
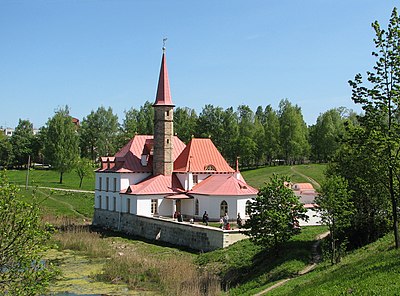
293, 183, 314, 190
154, 52, 174, 106
174, 138, 235, 173
123, 174, 184, 195
189, 174, 258, 196
105, 135, 185, 173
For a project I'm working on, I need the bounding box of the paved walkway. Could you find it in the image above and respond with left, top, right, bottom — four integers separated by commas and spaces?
253, 231, 330, 295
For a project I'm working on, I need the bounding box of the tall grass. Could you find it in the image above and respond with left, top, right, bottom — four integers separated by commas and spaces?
98, 251, 221, 295
53, 226, 221, 295
53, 226, 111, 258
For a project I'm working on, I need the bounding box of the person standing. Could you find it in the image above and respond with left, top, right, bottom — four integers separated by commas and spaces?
202, 211, 209, 226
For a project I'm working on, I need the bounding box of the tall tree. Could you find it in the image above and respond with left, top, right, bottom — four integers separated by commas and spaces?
121, 107, 140, 143
237, 105, 257, 167
220, 107, 239, 165
196, 104, 225, 150
348, 8, 400, 248
0, 132, 13, 167
9, 119, 34, 167
174, 107, 198, 144
309, 108, 346, 162
316, 176, 354, 264
0, 172, 54, 294
264, 105, 281, 164
245, 174, 307, 253
79, 106, 119, 161
278, 99, 310, 164
43, 106, 80, 184
136, 101, 154, 135
75, 158, 94, 188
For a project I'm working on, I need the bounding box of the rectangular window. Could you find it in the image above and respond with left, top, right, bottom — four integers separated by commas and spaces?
127, 198, 131, 214
99, 177, 102, 191
151, 199, 158, 215
193, 175, 198, 184
113, 178, 117, 192
113, 196, 117, 211
106, 177, 109, 192
105, 196, 109, 210
98, 195, 102, 209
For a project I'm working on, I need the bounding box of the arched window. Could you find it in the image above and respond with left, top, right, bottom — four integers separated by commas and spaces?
220, 200, 228, 217
246, 200, 252, 216
195, 199, 199, 215
204, 164, 216, 171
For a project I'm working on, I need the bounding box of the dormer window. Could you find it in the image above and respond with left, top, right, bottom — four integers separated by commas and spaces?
204, 164, 216, 171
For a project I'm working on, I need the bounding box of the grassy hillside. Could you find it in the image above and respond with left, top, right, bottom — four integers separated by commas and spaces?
17, 187, 93, 221
196, 226, 328, 296
242, 164, 327, 189
6, 169, 95, 191
268, 233, 400, 295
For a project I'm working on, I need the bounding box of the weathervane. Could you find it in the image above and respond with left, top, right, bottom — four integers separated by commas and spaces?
163, 37, 168, 52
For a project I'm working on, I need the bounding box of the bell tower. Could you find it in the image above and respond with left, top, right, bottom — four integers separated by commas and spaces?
153, 45, 174, 176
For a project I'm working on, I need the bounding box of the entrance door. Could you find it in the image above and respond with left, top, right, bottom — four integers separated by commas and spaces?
176, 199, 181, 213
220, 200, 228, 217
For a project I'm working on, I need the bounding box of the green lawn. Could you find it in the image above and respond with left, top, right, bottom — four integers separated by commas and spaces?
242, 164, 327, 189
269, 233, 400, 295
17, 187, 94, 219
6, 169, 95, 191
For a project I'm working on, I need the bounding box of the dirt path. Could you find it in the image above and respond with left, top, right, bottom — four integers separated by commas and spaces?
253, 231, 330, 295
290, 166, 321, 189
32, 187, 90, 220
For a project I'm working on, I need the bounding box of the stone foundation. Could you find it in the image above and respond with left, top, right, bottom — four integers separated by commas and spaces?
93, 209, 247, 252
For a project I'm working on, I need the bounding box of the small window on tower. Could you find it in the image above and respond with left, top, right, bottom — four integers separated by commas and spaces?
166, 110, 169, 116
167, 139, 170, 144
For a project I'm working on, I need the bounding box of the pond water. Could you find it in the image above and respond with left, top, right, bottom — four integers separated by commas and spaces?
45, 249, 153, 296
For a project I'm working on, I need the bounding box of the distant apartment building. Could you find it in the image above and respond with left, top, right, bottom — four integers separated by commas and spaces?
1, 127, 40, 137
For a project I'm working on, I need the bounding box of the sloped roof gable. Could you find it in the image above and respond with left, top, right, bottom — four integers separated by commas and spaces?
174, 138, 234, 173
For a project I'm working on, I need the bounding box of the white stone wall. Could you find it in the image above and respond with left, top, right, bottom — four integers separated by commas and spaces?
92, 209, 249, 252
299, 208, 321, 226
189, 195, 254, 221
120, 172, 151, 190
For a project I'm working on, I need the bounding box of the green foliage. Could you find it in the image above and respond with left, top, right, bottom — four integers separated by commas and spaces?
316, 176, 354, 264
278, 99, 310, 164
79, 106, 119, 161
344, 7, 400, 248
43, 106, 80, 184
0, 135, 13, 167
173, 107, 198, 144
9, 119, 34, 167
309, 108, 353, 162
75, 158, 95, 188
0, 172, 54, 295
245, 174, 308, 252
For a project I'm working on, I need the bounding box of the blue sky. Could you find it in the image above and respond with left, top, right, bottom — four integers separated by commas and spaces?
0, 0, 398, 129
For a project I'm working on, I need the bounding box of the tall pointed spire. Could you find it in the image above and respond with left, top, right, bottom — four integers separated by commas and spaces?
153, 44, 175, 176
154, 46, 174, 106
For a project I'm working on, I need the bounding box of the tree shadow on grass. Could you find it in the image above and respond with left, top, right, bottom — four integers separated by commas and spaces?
221, 239, 315, 290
